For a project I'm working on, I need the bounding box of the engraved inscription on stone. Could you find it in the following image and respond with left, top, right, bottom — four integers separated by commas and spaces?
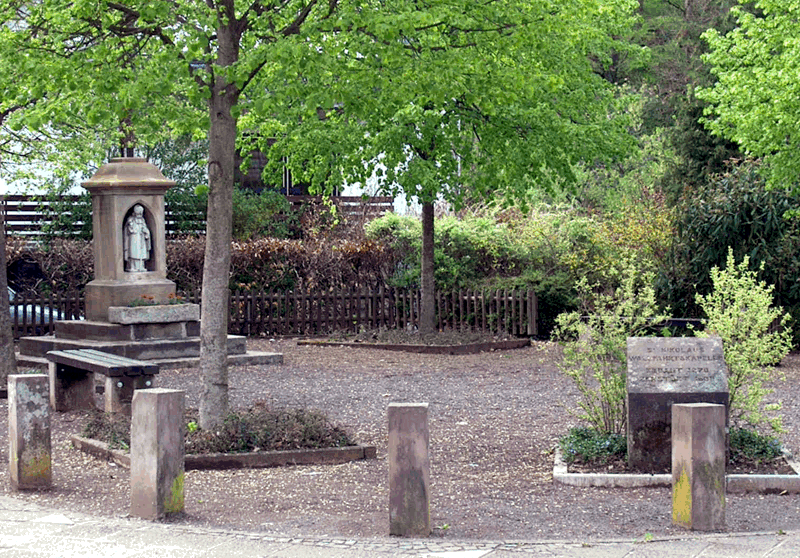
627, 337, 727, 393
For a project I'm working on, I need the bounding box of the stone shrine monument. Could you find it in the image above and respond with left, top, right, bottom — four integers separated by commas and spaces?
626, 336, 728, 472
17, 157, 281, 370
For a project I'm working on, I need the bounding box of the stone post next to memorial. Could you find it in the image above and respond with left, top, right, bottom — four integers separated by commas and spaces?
672, 403, 726, 531
82, 158, 177, 322
626, 337, 728, 472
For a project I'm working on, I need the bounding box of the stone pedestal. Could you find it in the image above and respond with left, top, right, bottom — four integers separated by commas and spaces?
388, 403, 431, 537
672, 403, 726, 531
82, 157, 177, 322
130, 388, 185, 520
8, 375, 52, 490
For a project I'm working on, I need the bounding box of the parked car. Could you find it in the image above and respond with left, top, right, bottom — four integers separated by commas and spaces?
8, 286, 68, 334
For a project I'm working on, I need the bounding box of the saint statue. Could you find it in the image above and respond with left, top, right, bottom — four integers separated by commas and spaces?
123, 204, 152, 272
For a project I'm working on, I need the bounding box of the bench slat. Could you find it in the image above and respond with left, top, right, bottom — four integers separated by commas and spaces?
46, 349, 159, 377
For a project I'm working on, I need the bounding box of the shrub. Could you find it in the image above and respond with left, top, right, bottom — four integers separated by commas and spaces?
695, 249, 792, 431
657, 159, 800, 339
555, 263, 670, 434
6, 237, 93, 295
728, 427, 783, 465
558, 426, 626, 465
231, 187, 298, 240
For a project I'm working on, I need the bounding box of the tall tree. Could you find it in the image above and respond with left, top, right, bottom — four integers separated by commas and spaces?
250, 0, 641, 332
698, 0, 800, 188
4, 0, 640, 412
1, 0, 341, 427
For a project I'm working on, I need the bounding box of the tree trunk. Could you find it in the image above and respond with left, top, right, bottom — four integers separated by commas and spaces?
419, 201, 436, 334
0, 212, 16, 389
198, 15, 239, 430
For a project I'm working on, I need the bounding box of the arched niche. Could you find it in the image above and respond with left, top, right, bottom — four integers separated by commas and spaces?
122, 202, 157, 273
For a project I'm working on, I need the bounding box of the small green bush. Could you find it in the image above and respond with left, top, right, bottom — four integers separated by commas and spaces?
231, 187, 297, 240
728, 427, 783, 465
558, 426, 626, 465
695, 249, 792, 431
555, 263, 670, 434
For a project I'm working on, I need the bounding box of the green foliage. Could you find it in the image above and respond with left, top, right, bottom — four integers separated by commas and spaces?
658, 160, 800, 337
231, 187, 296, 241
149, 137, 209, 235
699, 0, 800, 189
558, 426, 626, 465
37, 184, 93, 241
728, 427, 783, 465
695, 249, 792, 431
555, 264, 670, 434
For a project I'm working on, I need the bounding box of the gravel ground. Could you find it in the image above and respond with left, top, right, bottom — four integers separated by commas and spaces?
2, 338, 800, 542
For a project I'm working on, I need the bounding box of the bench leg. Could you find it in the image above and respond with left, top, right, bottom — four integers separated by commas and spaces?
105, 375, 156, 415
48, 362, 95, 412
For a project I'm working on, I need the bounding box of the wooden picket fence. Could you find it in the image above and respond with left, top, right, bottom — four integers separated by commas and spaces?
11, 287, 538, 339
226, 287, 538, 337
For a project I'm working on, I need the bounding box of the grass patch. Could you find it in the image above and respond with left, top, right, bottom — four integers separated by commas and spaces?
81, 402, 356, 454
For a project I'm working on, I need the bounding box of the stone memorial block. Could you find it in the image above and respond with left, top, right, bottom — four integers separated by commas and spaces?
627, 336, 728, 472
388, 403, 431, 537
8, 374, 52, 490
672, 403, 726, 531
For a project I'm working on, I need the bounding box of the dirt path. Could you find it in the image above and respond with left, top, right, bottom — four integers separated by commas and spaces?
2, 339, 800, 541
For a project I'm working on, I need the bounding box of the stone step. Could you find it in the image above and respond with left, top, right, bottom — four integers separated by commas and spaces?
56, 320, 200, 342
18, 334, 248, 361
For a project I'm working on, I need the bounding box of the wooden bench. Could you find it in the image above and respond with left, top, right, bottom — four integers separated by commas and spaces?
46, 349, 159, 414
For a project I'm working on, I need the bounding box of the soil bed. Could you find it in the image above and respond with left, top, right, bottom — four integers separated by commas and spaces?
3, 337, 800, 542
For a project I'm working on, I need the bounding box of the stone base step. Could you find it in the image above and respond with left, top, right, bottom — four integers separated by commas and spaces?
18, 334, 248, 361
15, 350, 283, 372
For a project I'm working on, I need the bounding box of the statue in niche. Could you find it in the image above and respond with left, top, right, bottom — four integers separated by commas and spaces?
123, 204, 151, 272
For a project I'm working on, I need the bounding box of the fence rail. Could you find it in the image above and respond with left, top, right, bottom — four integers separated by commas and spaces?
10, 287, 538, 339
1, 194, 393, 238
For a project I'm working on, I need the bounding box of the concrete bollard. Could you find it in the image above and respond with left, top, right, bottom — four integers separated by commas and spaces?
130, 388, 185, 520
8, 374, 52, 490
672, 403, 726, 531
388, 402, 431, 537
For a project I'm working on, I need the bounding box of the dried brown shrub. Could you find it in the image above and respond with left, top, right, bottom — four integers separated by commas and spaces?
6, 237, 93, 295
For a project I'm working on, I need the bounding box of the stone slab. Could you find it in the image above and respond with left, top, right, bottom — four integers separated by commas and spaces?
18, 334, 248, 360
627, 336, 727, 393
108, 303, 200, 325
627, 337, 729, 473
56, 320, 200, 341
85, 279, 176, 322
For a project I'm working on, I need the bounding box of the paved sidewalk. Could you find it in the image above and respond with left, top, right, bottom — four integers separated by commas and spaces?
2, 495, 800, 557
